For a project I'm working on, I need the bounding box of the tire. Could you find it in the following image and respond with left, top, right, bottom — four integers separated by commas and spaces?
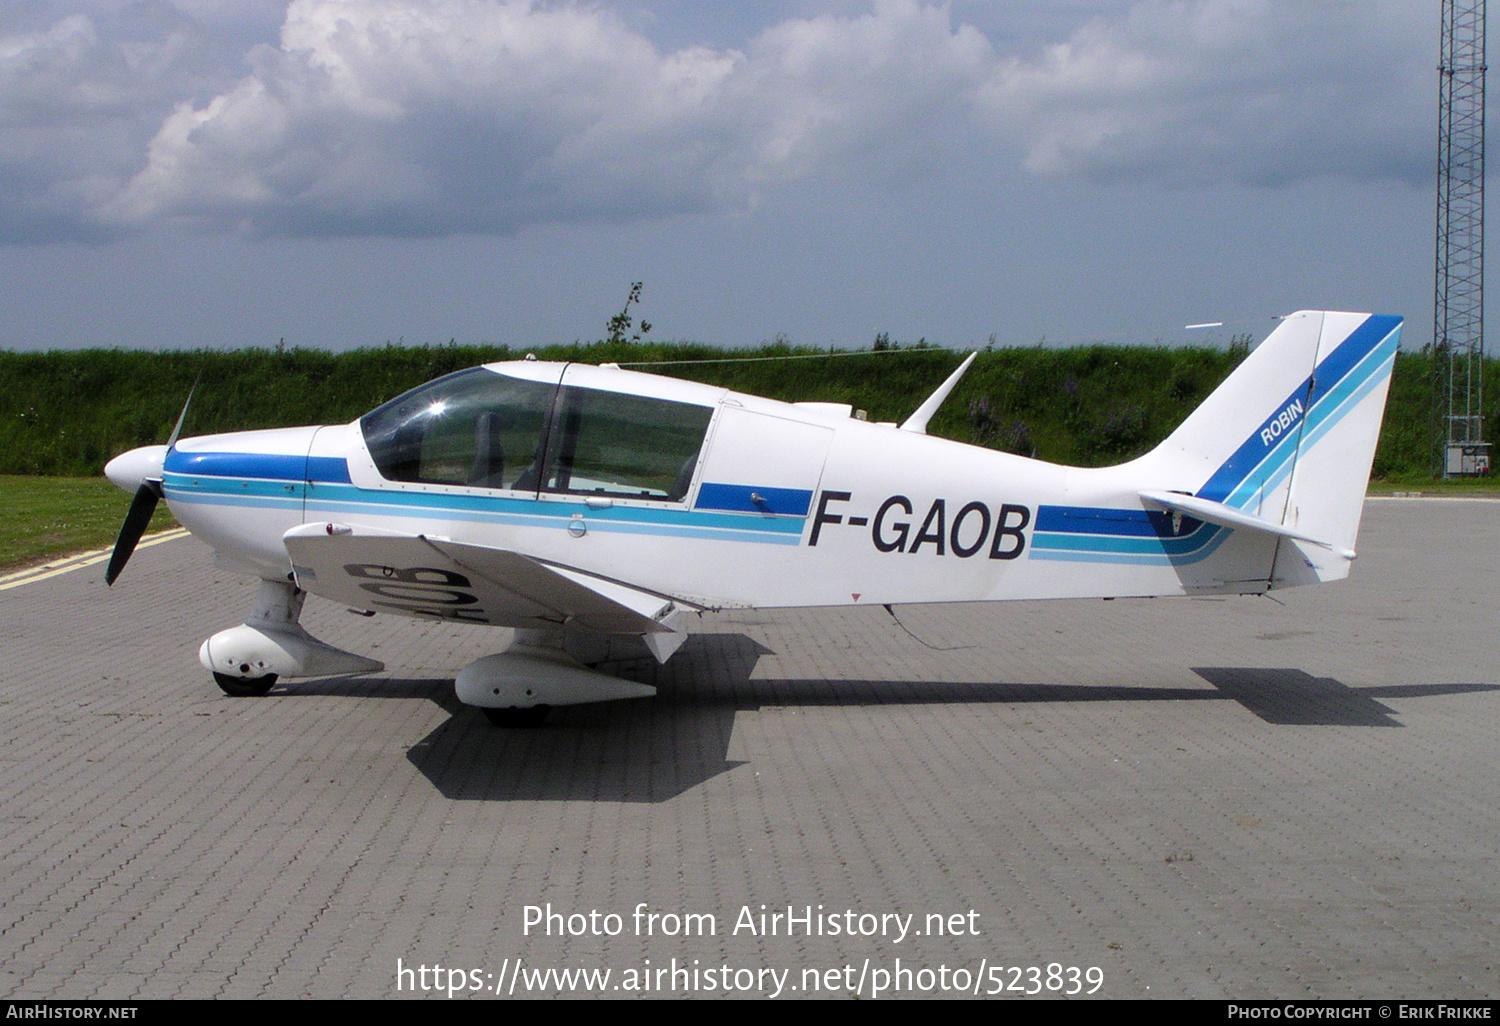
213, 671, 278, 697
481, 705, 550, 728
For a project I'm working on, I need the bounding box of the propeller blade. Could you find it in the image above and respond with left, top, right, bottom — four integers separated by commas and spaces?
103, 377, 196, 586
105, 479, 163, 586
166, 374, 200, 449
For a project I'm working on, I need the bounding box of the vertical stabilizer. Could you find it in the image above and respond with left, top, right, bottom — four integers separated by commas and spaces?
1272, 312, 1402, 584
1134, 311, 1402, 586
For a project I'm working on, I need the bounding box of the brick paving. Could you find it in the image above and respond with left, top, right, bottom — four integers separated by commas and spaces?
0, 499, 1495, 999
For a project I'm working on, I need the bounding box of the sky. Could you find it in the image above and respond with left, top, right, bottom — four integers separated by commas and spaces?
0, 0, 1463, 352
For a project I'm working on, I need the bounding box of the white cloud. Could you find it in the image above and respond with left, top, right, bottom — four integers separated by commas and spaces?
100, 0, 992, 236
979, 0, 1433, 186
0, 0, 1442, 242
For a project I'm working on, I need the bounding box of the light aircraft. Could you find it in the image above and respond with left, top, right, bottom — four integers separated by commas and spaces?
104, 310, 1401, 725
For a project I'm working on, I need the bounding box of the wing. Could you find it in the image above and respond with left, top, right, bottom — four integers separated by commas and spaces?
282, 522, 694, 634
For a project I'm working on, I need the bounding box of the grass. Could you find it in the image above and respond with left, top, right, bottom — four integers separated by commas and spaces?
0, 475, 177, 572
3, 341, 1492, 483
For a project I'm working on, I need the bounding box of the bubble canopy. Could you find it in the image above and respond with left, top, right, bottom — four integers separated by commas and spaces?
359, 365, 715, 502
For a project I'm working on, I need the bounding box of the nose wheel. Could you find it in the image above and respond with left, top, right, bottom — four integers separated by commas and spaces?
213, 671, 278, 697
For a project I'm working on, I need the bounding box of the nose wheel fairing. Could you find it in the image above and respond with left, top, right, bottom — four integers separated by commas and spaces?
199, 579, 384, 689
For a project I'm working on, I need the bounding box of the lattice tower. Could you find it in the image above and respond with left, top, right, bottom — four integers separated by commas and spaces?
1435, 0, 1488, 475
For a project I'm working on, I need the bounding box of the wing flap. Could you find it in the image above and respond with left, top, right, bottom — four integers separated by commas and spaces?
283, 523, 680, 633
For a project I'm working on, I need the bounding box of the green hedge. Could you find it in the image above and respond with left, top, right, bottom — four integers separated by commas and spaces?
0, 342, 1479, 482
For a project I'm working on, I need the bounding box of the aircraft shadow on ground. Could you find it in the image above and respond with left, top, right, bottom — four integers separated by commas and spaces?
284, 635, 1498, 803
1187, 667, 1488, 727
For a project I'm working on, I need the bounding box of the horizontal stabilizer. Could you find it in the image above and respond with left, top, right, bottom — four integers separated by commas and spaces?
1138, 490, 1350, 559
283, 523, 690, 633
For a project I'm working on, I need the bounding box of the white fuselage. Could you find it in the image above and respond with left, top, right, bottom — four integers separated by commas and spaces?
158, 362, 1297, 615
152, 311, 1406, 621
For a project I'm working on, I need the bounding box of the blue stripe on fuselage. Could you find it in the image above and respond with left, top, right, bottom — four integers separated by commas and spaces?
1031, 504, 1222, 564
695, 482, 814, 516
1034, 505, 1204, 539
164, 450, 351, 483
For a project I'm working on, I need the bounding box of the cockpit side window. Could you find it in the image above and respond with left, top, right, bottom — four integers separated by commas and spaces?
541, 387, 712, 502
360, 368, 555, 489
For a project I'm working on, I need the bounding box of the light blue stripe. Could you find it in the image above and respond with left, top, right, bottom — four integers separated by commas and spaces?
175, 489, 807, 545
303, 482, 805, 534
165, 473, 304, 500
571, 520, 803, 545
1029, 526, 1231, 566
302, 497, 803, 544
1291, 348, 1397, 458
166, 470, 806, 538
166, 491, 303, 511
303, 498, 563, 530
1030, 530, 1220, 557
169, 479, 806, 545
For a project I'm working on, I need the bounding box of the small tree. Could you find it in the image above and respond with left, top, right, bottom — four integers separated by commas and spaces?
606, 282, 653, 344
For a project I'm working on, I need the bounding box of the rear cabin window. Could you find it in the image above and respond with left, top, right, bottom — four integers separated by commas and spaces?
542, 387, 712, 501
360, 369, 712, 502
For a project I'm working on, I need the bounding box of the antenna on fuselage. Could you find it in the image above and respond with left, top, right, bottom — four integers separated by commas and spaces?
899, 352, 977, 434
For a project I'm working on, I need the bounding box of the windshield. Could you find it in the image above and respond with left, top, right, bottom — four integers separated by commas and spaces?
360, 368, 555, 490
